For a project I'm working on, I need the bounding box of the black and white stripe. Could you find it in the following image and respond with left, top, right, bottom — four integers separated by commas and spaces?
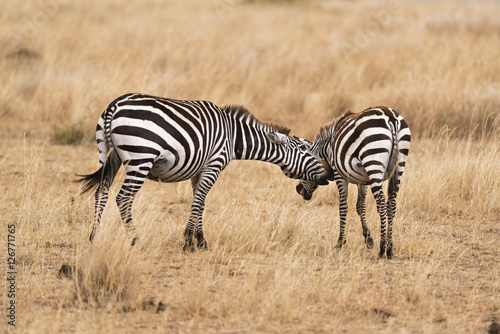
78, 93, 332, 250
296, 107, 411, 259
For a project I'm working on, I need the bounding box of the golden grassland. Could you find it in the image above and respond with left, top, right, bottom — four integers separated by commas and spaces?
1, 0, 499, 333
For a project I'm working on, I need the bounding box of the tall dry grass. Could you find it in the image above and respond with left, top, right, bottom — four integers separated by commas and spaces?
2, 132, 499, 332
5, 132, 497, 332
1, 0, 499, 333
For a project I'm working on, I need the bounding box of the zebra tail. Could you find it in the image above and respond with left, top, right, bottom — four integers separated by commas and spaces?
387, 121, 399, 195
76, 149, 121, 194
76, 104, 120, 194
103, 104, 115, 153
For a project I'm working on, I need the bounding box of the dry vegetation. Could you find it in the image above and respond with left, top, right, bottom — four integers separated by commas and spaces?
1, 0, 499, 333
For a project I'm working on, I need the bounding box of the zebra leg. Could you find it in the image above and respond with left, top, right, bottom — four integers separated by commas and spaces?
386, 173, 399, 260
184, 169, 221, 252
89, 185, 109, 242
89, 158, 120, 243
183, 215, 196, 253
386, 192, 396, 259
183, 174, 200, 252
369, 180, 388, 259
334, 174, 349, 248
183, 174, 199, 252
116, 162, 152, 246
356, 184, 374, 249
386, 159, 406, 259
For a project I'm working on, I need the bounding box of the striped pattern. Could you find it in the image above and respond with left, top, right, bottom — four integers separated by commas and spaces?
296, 107, 411, 259
78, 93, 331, 250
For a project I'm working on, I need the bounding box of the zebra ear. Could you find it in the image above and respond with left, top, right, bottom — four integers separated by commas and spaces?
266, 132, 289, 145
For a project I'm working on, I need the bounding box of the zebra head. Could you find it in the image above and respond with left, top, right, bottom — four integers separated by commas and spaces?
266, 132, 334, 185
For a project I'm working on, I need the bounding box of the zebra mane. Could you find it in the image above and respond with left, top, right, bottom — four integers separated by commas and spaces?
338, 110, 354, 121
315, 121, 336, 143
314, 110, 354, 143
223, 105, 291, 135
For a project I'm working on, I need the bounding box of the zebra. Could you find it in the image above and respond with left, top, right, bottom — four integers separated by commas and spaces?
295, 107, 411, 259
78, 93, 334, 251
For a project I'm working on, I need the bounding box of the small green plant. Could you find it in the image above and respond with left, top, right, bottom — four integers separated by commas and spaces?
52, 123, 85, 145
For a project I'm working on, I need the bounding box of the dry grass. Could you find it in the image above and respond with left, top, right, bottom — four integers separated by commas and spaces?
1, 0, 499, 333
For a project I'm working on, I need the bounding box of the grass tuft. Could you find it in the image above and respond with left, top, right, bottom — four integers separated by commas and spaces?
52, 124, 86, 145
72, 231, 142, 309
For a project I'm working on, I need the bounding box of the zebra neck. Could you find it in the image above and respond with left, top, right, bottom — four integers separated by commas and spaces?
232, 122, 283, 163
313, 125, 335, 162
312, 138, 331, 162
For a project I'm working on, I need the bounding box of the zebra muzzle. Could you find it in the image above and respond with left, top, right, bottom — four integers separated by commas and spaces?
296, 184, 312, 201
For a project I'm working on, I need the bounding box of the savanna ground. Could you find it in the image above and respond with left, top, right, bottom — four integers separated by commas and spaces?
1, 0, 499, 333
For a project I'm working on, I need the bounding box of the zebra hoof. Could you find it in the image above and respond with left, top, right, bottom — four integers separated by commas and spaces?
365, 236, 374, 249
182, 244, 196, 253
182, 243, 192, 252
335, 240, 345, 249
386, 248, 393, 259
131, 237, 139, 246
197, 240, 208, 250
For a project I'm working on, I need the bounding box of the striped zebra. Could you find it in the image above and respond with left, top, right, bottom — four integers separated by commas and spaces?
78, 93, 333, 251
296, 107, 411, 259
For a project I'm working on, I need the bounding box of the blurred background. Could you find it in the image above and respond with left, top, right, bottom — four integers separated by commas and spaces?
1, 0, 499, 142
